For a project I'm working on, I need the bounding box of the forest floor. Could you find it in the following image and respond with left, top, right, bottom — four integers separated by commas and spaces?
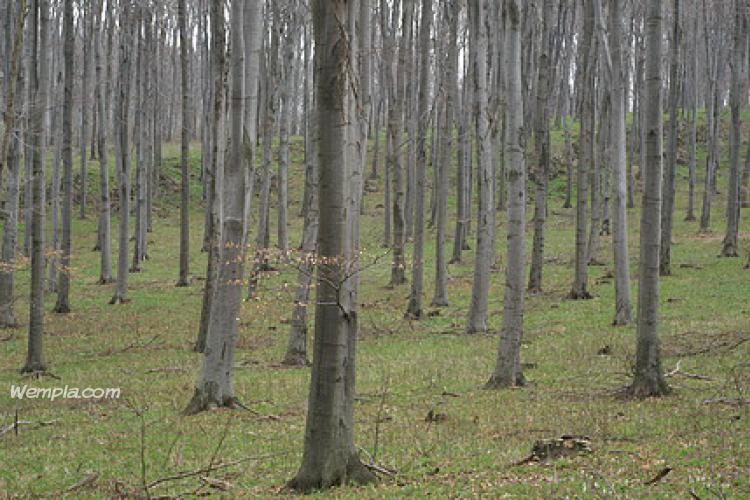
1, 119, 749, 498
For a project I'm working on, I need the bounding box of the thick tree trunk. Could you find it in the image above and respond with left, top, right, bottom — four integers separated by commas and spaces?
288, 0, 375, 490
487, 0, 525, 388
628, 0, 670, 398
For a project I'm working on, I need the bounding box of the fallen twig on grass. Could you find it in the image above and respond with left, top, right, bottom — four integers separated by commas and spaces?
665, 360, 713, 381
64, 472, 99, 493
0, 417, 60, 436
357, 446, 397, 477
702, 397, 750, 406
146, 452, 291, 489
643, 466, 672, 485
145, 366, 187, 374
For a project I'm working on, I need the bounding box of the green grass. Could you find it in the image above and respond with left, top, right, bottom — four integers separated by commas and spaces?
0, 117, 749, 498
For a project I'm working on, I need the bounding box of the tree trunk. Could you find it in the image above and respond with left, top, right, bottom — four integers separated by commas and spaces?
405, 0, 433, 320
79, 3, 92, 219
176, 0, 190, 287
95, 0, 112, 285
609, 0, 632, 326
110, 0, 133, 305
628, 0, 670, 398
288, 0, 375, 490
24, 0, 50, 373
185, 0, 261, 415
487, 0, 525, 388
466, 0, 495, 333
54, 0, 74, 313
659, 0, 681, 275
721, 2, 745, 257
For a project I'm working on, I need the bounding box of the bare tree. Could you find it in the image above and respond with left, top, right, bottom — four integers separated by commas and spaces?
288, 0, 376, 490
177, 0, 190, 287
23, 0, 50, 373
405, 0, 433, 320
487, 0, 526, 389
627, 0, 670, 398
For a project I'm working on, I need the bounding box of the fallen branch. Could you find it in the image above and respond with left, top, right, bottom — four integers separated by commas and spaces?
145, 366, 187, 374
665, 361, 712, 381
65, 473, 99, 493
146, 452, 291, 489
644, 466, 672, 485
0, 417, 60, 436
702, 397, 750, 407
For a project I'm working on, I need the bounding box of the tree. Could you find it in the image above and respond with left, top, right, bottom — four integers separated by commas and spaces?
177, 0, 190, 287
609, 0, 632, 325
185, 0, 262, 414
405, 0, 433, 320
24, 0, 50, 373
95, 0, 112, 285
111, 0, 134, 305
79, 2, 92, 219
288, 0, 376, 490
627, 0, 670, 398
0, 0, 28, 328
569, 0, 595, 300
721, 1, 746, 258
487, 0, 525, 389
53, 0, 74, 313
659, 0, 681, 275
466, 0, 495, 333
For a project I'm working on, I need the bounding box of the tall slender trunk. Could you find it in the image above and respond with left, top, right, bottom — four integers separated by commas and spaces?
177, 0, 190, 287
54, 0, 74, 313
110, 0, 133, 305
405, 0, 433, 320
95, 0, 112, 285
610, 0, 632, 326
628, 0, 670, 398
24, 0, 49, 373
487, 0, 525, 388
659, 0, 681, 275
721, 2, 746, 257
466, 0, 495, 333
79, 4, 92, 219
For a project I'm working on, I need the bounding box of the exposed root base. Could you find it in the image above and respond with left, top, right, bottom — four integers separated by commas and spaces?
20, 363, 48, 375
109, 296, 130, 305
97, 277, 114, 285
404, 309, 422, 320
175, 279, 190, 288
484, 372, 526, 390
623, 378, 671, 399
53, 304, 71, 314
182, 389, 239, 416
282, 354, 311, 367
568, 290, 593, 300
431, 298, 449, 308
287, 455, 377, 493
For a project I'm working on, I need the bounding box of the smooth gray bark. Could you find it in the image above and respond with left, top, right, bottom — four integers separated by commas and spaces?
628, 0, 670, 398
94, 0, 112, 285
487, 0, 525, 388
177, 0, 190, 287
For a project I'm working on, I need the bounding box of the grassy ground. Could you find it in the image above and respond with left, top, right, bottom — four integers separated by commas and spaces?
0, 118, 749, 498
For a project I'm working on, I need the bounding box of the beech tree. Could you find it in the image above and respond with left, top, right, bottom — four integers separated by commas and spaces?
288, 0, 375, 490
628, 0, 670, 398
177, 0, 190, 287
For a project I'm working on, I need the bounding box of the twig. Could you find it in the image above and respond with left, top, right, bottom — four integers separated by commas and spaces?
665, 360, 713, 381
64, 473, 99, 493
146, 452, 291, 489
644, 466, 672, 485
0, 417, 60, 436
702, 397, 750, 406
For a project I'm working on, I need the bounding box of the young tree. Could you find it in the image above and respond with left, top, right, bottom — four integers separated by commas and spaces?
24, 0, 50, 373
79, 2, 92, 219
288, 0, 376, 490
53, 0, 74, 313
94, 0, 112, 285
627, 0, 670, 398
405, 0, 433, 320
487, 0, 525, 388
176, 0, 190, 287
